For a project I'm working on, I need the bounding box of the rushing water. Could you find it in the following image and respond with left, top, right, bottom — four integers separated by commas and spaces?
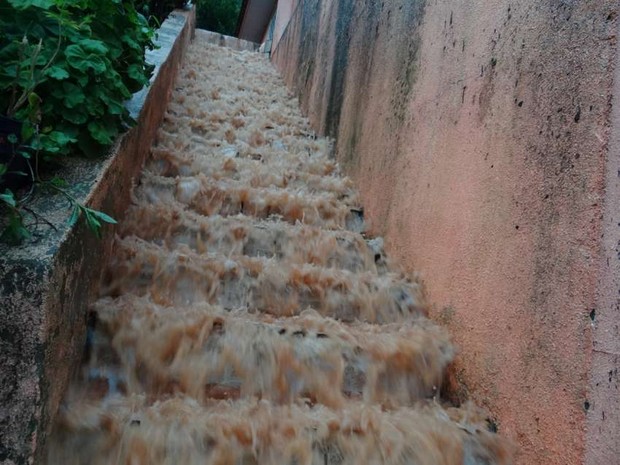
46, 38, 513, 465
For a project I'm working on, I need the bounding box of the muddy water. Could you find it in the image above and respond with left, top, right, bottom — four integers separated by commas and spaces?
46, 38, 513, 465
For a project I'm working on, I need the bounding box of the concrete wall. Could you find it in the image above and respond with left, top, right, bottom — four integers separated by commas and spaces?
272, 0, 298, 50
271, 1, 620, 464
0, 8, 195, 464
237, 0, 277, 43
196, 29, 260, 52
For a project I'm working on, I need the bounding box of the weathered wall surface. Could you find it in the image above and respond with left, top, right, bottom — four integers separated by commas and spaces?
237, 0, 276, 43
272, 0, 298, 50
271, 1, 620, 464
195, 29, 260, 52
0, 8, 195, 465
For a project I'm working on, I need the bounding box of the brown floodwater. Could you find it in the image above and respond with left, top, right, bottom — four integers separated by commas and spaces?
46, 38, 513, 465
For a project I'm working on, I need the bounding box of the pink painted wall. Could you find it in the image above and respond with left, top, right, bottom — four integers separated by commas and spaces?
272, 0, 297, 50
237, 0, 276, 43
271, 1, 620, 464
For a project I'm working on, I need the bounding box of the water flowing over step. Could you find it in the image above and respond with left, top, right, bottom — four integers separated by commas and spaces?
120, 206, 388, 273
84, 295, 451, 407
47, 34, 512, 465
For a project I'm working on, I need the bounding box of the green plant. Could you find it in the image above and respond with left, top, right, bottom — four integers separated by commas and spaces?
0, 0, 156, 244
195, 0, 242, 36
1, 0, 156, 156
0, 103, 119, 245
49, 176, 117, 238
136, 0, 186, 25
0, 170, 119, 244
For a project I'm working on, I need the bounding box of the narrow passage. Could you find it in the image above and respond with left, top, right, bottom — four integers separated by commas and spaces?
47, 33, 511, 465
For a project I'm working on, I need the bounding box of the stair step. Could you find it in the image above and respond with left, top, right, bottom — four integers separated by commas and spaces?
85, 295, 452, 407
155, 119, 334, 168
155, 113, 333, 161
146, 147, 355, 200
156, 125, 333, 169
49, 396, 511, 465
120, 205, 384, 273
160, 65, 329, 156
135, 171, 363, 230
103, 237, 425, 323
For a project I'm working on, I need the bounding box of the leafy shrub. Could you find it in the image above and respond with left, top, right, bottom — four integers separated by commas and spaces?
195, 0, 242, 36
0, 0, 156, 157
0, 0, 156, 243
136, 0, 186, 25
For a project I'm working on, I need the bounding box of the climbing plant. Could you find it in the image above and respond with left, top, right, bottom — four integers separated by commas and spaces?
0, 0, 156, 244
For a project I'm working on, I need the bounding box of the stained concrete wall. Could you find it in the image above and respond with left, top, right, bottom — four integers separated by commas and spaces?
272, 0, 298, 50
0, 8, 195, 464
237, 0, 277, 43
271, 1, 620, 464
196, 29, 260, 52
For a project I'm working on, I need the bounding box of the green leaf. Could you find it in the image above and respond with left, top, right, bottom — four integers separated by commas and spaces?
21, 123, 35, 142
90, 209, 117, 224
105, 99, 125, 115
121, 34, 141, 53
48, 130, 77, 146
78, 39, 108, 54
77, 73, 89, 87
54, 123, 79, 140
87, 119, 116, 145
26, 92, 42, 124
0, 189, 17, 207
65, 45, 107, 74
127, 63, 147, 83
7, 0, 54, 10
50, 176, 68, 188
1, 211, 31, 245
32, 137, 60, 153
0, 164, 7, 176
93, 87, 125, 115
7, 134, 18, 144
62, 106, 89, 125
84, 210, 102, 237
45, 66, 70, 80
104, 70, 132, 99
85, 210, 98, 226
61, 82, 86, 108
28, 92, 41, 107
68, 205, 81, 227
83, 94, 104, 116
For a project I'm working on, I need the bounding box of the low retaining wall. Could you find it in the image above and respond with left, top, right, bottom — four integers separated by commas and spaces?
271, 1, 620, 464
0, 7, 195, 464
195, 29, 260, 52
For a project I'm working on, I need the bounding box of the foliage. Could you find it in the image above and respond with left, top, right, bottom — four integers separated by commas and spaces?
0, 178, 118, 244
136, 0, 186, 25
0, 0, 156, 157
195, 0, 242, 36
0, 0, 156, 244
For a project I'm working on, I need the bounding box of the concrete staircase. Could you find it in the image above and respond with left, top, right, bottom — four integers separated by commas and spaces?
47, 34, 512, 465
